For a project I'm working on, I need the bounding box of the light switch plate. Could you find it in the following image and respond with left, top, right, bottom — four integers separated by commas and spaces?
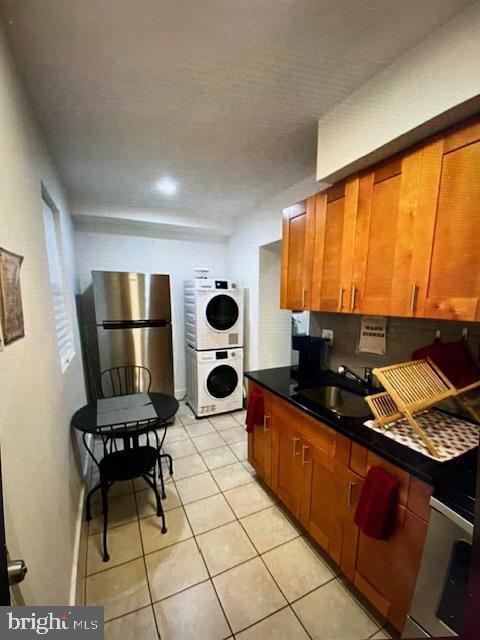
321, 329, 334, 345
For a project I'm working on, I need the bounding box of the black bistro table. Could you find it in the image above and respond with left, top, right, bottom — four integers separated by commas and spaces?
71, 392, 179, 504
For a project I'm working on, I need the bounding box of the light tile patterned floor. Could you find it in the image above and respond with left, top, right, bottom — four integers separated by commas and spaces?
82, 403, 391, 639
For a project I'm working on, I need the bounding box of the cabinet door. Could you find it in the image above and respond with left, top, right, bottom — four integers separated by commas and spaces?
299, 437, 335, 553
280, 197, 315, 310
331, 462, 364, 580
247, 385, 272, 485
413, 119, 480, 321
311, 178, 359, 312
354, 506, 428, 631
352, 151, 422, 316
271, 404, 302, 517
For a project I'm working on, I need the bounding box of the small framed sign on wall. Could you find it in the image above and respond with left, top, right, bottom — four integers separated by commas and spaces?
357, 315, 387, 356
0, 247, 25, 346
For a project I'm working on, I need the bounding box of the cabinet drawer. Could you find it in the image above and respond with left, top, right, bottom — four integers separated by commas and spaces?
274, 398, 336, 455
352, 449, 432, 521
407, 476, 432, 522
350, 442, 367, 476
366, 451, 410, 507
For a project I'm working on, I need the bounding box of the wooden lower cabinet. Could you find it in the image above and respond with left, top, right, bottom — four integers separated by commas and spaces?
271, 404, 303, 517
332, 462, 364, 580
354, 506, 428, 630
247, 383, 272, 485
247, 382, 430, 632
299, 437, 336, 553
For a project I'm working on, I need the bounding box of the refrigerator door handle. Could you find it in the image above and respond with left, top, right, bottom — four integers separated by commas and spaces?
101, 319, 169, 330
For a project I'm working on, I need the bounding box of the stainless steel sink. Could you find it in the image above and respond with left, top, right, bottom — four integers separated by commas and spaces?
294, 385, 371, 419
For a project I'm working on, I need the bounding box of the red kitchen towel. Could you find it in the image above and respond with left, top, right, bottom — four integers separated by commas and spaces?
412, 338, 480, 389
354, 466, 399, 540
245, 389, 264, 433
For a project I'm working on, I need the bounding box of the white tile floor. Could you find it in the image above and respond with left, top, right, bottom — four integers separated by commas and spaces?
83, 403, 393, 639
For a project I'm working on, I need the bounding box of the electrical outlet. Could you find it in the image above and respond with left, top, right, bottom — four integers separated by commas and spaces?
322, 329, 334, 345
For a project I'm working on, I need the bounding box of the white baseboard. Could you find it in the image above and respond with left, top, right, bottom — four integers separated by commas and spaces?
70, 438, 91, 605
69, 481, 86, 605
175, 387, 186, 400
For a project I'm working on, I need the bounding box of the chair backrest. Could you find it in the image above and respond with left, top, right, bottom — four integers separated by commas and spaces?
100, 365, 152, 398
93, 419, 160, 472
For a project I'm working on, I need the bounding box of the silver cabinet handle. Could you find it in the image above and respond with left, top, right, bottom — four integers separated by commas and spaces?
263, 414, 270, 432
350, 284, 356, 311
338, 287, 344, 311
292, 438, 300, 457
301, 445, 309, 465
410, 283, 418, 314
302, 289, 306, 308
292, 436, 300, 456
347, 481, 356, 506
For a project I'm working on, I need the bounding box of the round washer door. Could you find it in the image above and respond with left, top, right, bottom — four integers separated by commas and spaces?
206, 364, 239, 399
205, 294, 239, 332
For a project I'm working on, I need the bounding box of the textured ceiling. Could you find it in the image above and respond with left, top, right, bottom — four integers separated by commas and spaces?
0, 0, 473, 222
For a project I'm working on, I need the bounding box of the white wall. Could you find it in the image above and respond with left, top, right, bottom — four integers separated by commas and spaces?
73, 206, 233, 238
227, 209, 281, 372
316, 0, 480, 182
227, 175, 319, 372
0, 27, 86, 604
231, 3, 480, 374
258, 242, 291, 370
74, 230, 228, 397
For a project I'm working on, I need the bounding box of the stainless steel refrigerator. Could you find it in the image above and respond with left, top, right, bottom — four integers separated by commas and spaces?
92, 271, 174, 395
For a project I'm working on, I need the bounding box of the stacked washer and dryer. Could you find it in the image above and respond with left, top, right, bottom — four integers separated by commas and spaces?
184, 278, 244, 417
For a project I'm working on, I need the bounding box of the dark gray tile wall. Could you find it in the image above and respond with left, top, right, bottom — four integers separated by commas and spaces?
310, 312, 480, 376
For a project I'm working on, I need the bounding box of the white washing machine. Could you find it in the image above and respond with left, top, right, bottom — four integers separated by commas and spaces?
184, 279, 244, 350
186, 345, 243, 417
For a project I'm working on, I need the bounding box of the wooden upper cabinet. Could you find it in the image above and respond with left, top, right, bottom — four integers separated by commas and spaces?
352, 151, 422, 316
311, 179, 359, 312
412, 119, 480, 321
280, 197, 315, 310
282, 115, 480, 321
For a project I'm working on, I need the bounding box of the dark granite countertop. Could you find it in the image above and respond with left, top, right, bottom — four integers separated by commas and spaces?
244, 366, 478, 509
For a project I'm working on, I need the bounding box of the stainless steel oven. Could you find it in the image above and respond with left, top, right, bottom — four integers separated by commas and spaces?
402, 496, 473, 638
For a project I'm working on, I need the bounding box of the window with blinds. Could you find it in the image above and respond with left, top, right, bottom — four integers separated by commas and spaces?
42, 202, 75, 371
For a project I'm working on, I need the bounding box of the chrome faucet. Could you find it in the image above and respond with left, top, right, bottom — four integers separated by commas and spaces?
337, 364, 373, 390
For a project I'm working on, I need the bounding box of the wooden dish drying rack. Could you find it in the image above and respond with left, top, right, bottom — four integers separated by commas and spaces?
366, 358, 480, 458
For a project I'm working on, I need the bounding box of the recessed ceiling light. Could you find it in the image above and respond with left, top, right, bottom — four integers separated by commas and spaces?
155, 176, 178, 197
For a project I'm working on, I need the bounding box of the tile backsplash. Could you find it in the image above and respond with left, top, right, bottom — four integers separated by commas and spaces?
309, 312, 480, 376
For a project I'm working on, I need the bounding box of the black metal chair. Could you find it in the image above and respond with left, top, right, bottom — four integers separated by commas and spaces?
86, 420, 167, 562
99, 365, 174, 494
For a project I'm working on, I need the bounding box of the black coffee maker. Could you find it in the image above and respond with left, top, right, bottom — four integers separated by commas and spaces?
292, 335, 331, 378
